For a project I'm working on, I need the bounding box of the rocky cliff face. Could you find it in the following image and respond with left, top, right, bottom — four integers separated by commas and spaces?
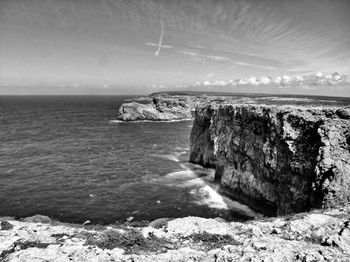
117, 96, 194, 121
117, 94, 264, 121
190, 104, 350, 215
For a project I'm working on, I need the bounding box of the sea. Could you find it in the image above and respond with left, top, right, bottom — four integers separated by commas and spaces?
0, 95, 256, 224
1, 95, 349, 225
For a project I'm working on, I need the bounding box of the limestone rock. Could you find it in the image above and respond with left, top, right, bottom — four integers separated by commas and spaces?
23, 215, 52, 224
117, 96, 194, 121
0, 221, 13, 230
1, 207, 350, 261
190, 104, 350, 215
116, 94, 254, 122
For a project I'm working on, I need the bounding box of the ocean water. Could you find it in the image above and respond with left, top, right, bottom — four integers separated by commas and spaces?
0, 95, 256, 224
1, 95, 349, 225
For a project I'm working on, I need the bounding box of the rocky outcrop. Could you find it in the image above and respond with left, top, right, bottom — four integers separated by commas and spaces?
117, 96, 195, 121
116, 94, 254, 121
190, 104, 350, 215
1, 207, 350, 261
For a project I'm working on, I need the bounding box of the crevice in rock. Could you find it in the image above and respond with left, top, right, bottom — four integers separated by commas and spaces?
346, 133, 350, 150
312, 166, 335, 209
338, 220, 349, 236
0, 240, 50, 260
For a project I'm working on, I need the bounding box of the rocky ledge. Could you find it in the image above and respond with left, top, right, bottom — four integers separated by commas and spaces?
1, 207, 350, 261
190, 103, 350, 216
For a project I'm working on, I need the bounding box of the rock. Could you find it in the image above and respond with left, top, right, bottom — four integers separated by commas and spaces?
1, 207, 350, 261
117, 96, 195, 121
0, 221, 13, 230
148, 218, 171, 229
165, 217, 231, 237
23, 215, 52, 224
190, 104, 350, 215
252, 240, 268, 250
335, 108, 350, 119
213, 217, 226, 223
116, 94, 254, 122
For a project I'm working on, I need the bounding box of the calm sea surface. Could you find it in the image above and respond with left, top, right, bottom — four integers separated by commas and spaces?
1, 95, 349, 224
0, 95, 257, 224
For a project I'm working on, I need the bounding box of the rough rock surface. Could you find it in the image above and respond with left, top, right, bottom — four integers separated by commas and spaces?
1, 207, 350, 261
117, 96, 196, 121
190, 104, 350, 215
116, 94, 256, 121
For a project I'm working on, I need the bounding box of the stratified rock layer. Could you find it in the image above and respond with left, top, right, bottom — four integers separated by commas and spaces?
190, 104, 350, 215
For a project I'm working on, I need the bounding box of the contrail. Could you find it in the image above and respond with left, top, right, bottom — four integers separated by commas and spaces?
154, 19, 164, 56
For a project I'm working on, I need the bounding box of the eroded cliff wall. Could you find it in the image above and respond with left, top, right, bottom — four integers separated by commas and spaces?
190, 104, 350, 215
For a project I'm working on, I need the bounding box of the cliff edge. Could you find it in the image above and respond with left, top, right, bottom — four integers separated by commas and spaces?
190, 104, 350, 216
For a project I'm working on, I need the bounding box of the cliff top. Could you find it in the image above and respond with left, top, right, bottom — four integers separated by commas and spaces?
205, 102, 350, 121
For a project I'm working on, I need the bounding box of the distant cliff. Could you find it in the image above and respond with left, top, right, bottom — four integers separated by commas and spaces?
190, 104, 350, 215
117, 94, 248, 121
117, 96, 194, 121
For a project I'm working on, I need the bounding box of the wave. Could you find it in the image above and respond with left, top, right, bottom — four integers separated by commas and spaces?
151, 150, 188, 163
150, 154, 180, 162
163, 165, 229, 210
162, 165, 258, 217
109, 118, 193, 123
190, 183, 228, 209
263, 97, 314, 102
165, 170, 198, 180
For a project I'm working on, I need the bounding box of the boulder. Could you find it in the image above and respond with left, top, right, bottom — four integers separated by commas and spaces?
23, 215, 52, 224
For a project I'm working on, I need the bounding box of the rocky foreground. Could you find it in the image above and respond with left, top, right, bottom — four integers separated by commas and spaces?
1, 207, 350, 261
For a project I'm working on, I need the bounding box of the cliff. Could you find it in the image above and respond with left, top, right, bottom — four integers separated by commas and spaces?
190, 104, 350, 216
116, 94, 262, 121
117, 96, 192, 121
1, 207, 350, 261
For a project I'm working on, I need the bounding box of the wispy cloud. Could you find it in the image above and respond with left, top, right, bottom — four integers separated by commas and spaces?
180, 49, 230, 63
232, 61, 277, 70
145, 42, 173, 49
206, 73, 215, 79
206, 55, 230, 62
180, 50, 200, 56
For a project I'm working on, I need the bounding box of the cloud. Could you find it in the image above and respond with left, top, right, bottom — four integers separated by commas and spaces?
180, 50, 230, 63
232, 61, 277, 70
180, 50, 200, 56
206, 55, 230, 62
145, 42, 173, 49
206, 73, 215, 79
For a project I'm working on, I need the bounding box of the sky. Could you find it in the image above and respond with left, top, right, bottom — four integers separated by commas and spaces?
0, 0, 349, 95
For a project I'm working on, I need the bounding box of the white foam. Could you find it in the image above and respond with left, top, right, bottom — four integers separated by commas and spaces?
109, 120, 124, 123
190, 184, 228, 210
151, 154, 180, 162
109, 119, 193, 123
264, 97, 313, 102
165, 170, 197, 180
162, 165, 252, 212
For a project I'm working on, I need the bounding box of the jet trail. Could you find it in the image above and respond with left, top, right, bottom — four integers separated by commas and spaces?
154, 20, 164, 56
